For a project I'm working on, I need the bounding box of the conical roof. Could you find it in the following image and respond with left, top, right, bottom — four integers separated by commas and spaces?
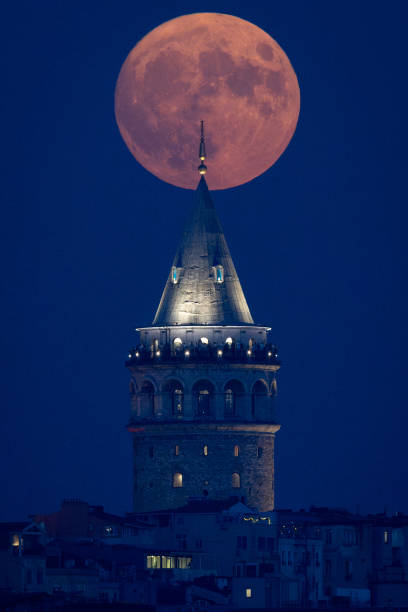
153, 176, 254, 326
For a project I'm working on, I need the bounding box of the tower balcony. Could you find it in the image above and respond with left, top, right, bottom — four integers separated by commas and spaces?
126, 342, 281, 369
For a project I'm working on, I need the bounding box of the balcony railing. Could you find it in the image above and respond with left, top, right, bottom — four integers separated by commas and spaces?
126, 343, 281, 367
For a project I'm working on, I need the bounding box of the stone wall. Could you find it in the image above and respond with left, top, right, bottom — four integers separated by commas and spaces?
132, 423, 278, 513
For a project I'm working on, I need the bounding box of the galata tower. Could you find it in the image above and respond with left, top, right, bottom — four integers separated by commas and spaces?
126, 124, 281, 512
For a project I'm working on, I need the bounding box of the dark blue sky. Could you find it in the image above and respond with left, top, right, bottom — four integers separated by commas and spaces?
1, 0, 407, 520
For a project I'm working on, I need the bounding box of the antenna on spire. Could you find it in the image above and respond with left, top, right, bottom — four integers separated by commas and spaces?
198, 120, 207, 176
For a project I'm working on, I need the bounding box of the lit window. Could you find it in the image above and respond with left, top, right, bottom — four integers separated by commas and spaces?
234, 445, 239, 457
213, 265, 224, 283
173, 472, 183, 488
384, 531, 389, 543
161, 555, 175, 569
175, 445, 179, 456
173, 337, 182, 346
200, 337, 209, 344
177, 556, 192, 569
171, 266, 179, 284
225, 337, 233, 345
246, 588, 252, 598
203, 445, 208, 456
232, 472, 241, 488
147, 555, 161, 569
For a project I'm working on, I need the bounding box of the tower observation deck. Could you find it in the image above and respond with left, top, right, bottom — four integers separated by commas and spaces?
126, 126, 281, 512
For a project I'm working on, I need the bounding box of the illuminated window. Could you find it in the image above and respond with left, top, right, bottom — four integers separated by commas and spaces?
177, 556, 192, 569
147, 555, 161, 569
225, 337, 233, 345
384, 531, 389, 543
161, 555, 175, 569
171, 266, 180, 284
173, 472, 183, 488
175, 445, 179, 456
200, 337, 209, 344
245, 588, 252, 598
213, 265, 224, 283
234, 445, 240, 457
232, 472, 241, 488
203, 445, 208, 456
174, 337, 182, 345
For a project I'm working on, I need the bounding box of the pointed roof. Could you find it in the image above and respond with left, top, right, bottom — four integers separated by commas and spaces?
152, 176, 254, 326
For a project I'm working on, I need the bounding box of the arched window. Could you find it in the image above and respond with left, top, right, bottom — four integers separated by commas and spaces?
225, 337, 233, 346
200, 337, 209, 345
232, 472, 241, 488
251, 380, 268, 416
193, 380, 214, 417
224, 380, 244, 417
173, 472, 183, 488
129, 381, 136, 394
140, 380, 155, 416
234, 445, 240, 457
173, 337, 183, 354
257, 447, 263, 458
163, 380, 184, 416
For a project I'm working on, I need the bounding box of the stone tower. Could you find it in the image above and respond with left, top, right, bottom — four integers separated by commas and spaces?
126, 128, 281, 512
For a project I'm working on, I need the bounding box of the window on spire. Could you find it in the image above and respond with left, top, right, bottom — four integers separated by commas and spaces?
213, 265, 224, 283
171, 266, 180, 284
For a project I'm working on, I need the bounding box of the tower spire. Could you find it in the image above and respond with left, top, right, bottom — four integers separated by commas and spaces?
198, 120, 207, 176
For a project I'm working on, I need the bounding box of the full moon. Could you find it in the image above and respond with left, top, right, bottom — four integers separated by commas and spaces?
115, 13, 300, 190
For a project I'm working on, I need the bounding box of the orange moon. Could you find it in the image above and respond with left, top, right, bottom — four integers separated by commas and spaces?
115, 13, 300, 190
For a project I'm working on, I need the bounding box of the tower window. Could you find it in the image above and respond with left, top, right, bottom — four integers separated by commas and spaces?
203, 445, 208, 456
245, 588, 252, 598
173, 473, 183, 488
225, 389, 234, 415
232, 472, 241, 488
257, 447, 263, 458
193, 380, 214, 417
149, 446, 154, 458
175, 445, 179, 456
173, 389, 183, 414
171, 266, 180, 284
234, 445, 240, 457
213, 265, 224, 283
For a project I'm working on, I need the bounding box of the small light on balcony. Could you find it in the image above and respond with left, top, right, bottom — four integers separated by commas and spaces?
185, 350, 190, 357
217, 349, 222, 357
268, 351, 272, 357
156, 350, 161, 357
247, 350, 252, 356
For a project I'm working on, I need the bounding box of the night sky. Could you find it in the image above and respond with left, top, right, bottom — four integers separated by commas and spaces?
2, 0, 407, 521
